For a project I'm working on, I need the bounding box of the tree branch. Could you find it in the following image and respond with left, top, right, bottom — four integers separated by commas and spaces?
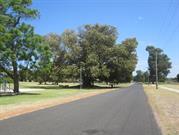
13, 16, 21, 27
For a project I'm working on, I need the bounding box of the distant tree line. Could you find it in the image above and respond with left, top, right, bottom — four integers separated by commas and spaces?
0, 0, 138, 93
133, 70, 149, 83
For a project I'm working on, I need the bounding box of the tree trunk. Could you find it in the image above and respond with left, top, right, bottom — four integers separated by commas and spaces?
82, 76, 93, 88
13, 61, 19, 94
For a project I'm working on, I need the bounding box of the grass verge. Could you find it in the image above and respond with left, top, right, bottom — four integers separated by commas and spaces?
0, 89, 95, 105
144, 85, 179, 135
0, 89, 114, 120
160, 83, 179, 90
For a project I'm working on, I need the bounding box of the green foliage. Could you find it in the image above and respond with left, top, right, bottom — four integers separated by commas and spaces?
0, 0, 40, 93
36, 41, 53, 84
35, 24, 138, 87
134, 70, 145, 82
1, 0, 138, 89
133, 70, 149, 82
146, 46, 172, 83
61, 24, 138, 86
106, 38, 138, 83
44, 33, 66, 84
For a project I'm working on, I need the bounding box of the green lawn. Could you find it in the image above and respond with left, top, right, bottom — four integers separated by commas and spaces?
0, 82, 131, 106
94, 82, 132, 88
19, 82, 79, 89
0, 89, 92, 105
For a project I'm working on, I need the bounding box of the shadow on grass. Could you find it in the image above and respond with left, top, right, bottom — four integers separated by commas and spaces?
0, 92, 41, 97
64, 85, 122, 89
23, 84, 122, 90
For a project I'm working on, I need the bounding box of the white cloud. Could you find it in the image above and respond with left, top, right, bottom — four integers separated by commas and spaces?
135, 16, 144, 23
138, 16, 143, 21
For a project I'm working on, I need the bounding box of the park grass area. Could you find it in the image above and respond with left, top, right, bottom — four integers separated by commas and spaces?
0, 89, 93, 105
19, 82, 79, 89
0, 82, 132, 106
94, 82, 132, 88
144, 85, 179, 135
0, 88, 115, 120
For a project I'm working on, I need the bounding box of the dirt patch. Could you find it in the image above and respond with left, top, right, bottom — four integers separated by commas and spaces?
0, 89, 113, 120
144, 85, 179, 135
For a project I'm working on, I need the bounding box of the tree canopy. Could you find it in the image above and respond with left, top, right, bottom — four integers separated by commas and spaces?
29, 24, 138, 87
0, 0, 41, 93
58, 24, 138, 87
146, 46, 171, 83
133, 70, 149, 83
0, 1, 139, 92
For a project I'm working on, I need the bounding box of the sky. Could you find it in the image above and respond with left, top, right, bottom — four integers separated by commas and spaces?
29, 0, 179, 77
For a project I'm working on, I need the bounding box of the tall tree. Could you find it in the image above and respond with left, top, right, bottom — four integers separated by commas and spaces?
61, 30, 80, 82
105, 38, 138, 84
78, 24, 118, 87
143, 71, 149, 83
146, 46, 172, 83
36, 42, 52, 84
44, 33, 66, 84
62, 24, 138, 87
133, 70, 149, 83
0, 0, 40, 93
133, 70, 145, 82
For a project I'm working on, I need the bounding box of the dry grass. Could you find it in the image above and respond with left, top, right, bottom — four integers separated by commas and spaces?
162, 84, 179, 90
144, 85, 179, 135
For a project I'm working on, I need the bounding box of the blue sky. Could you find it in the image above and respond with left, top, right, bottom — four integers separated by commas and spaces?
29, 0, 179, 77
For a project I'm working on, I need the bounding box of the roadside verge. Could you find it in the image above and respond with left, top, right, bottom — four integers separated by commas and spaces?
144, 85, 179, 135
0, 89, 114, 120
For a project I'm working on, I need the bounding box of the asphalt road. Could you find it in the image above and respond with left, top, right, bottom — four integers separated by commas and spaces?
0, 84, 162, 135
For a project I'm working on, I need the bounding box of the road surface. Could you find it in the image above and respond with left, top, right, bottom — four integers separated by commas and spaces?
0, 84, 162, 135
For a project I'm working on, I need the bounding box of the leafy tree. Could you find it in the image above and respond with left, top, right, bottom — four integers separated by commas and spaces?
104, 38, 138, 84
143, 71, 149, 83
44, 33, 65, 84
36, 42, 52, 84
19, 68, 32, 82
133, 70, 149, 83
133, 70, 145, 82
62, 24, 138, 87
0, 0, 40, 93
146, 46, 171, 83
77, 24, 118, 87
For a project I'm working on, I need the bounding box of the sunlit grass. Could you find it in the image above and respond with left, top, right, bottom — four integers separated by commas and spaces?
144, 85, 179, 135
0, 82, 131, 106
0, 89, 92, 105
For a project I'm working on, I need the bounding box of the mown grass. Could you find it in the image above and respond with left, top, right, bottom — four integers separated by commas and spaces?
0, 89, 93, 105
19, 82, 79, 89
94, 82, 132, 88
0, 82, 131, 106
